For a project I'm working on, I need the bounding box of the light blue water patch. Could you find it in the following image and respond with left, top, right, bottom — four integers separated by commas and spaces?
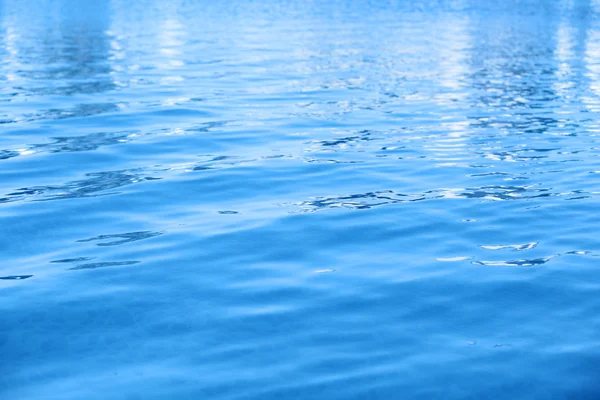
2, 0, 600, 399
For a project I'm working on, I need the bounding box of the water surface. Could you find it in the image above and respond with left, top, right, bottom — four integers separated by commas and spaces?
2, 0, 600, 398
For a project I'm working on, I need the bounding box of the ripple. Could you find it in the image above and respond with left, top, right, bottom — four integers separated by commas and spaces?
68, 261, 140, 271
15, 81, 118, 96
566, 251, 590, 256
50, 257, 95, 263
1, 131, 138, 160
469, 172, 512, 177
192, 155, 241, 171
289, 185, 593, 213
0, 150, 20, 160
0, 121, 227, 161
453, 185, 553, 200
302, 157, 362, 164
472, 256, 556, 267
0, 170, 163, 203
76, 231, 163, 246
289, 190, 420, 213
0, 151, 348, 205
306, 130, 377, 151
480, 148, 561, 163
0, 275, 33, 280
436, 256, 471, 262
479, 242, 538, 251
23, 103, 123, 123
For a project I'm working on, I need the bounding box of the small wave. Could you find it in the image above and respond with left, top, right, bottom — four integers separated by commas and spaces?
68, 261, 140, 270
76, 231, 163, 247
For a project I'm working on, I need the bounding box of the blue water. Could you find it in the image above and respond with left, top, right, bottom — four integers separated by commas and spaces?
2, 0, 600, 398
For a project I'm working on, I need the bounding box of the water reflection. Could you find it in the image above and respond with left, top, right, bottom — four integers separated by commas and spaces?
0, 0, 598, 199
1, 0, 113, 97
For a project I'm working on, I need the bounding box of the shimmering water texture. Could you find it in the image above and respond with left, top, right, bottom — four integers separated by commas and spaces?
2, 0, 600, 399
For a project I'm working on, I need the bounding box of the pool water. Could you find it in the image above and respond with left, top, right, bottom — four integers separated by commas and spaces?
2, 0, 600, 398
